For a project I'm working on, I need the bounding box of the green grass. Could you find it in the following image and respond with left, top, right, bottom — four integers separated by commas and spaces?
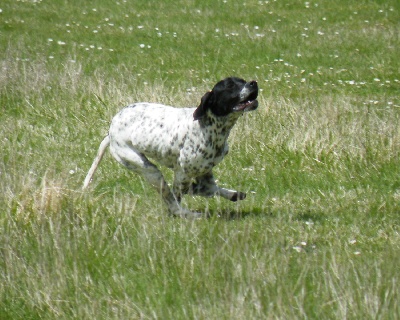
1, 0, 400, 318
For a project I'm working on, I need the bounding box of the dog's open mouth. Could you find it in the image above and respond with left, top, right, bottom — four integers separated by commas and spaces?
234, 99, 259, 112
233, 92, 259, 112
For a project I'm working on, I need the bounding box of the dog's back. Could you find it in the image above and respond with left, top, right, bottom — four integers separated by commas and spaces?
109, 103, 194, 168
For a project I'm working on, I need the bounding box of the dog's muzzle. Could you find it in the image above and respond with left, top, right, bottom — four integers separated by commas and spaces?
233, 80, 259, 112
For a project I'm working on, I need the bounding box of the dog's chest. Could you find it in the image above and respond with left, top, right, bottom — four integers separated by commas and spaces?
177, 122, 231, 174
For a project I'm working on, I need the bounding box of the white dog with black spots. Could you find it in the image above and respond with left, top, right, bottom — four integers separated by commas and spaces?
83, 77, 259, 218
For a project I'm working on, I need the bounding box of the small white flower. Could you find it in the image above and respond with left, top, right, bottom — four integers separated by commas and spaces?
139, 44, 145, 48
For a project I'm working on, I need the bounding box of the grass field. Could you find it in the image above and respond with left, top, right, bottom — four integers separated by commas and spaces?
1, 0, 400, 319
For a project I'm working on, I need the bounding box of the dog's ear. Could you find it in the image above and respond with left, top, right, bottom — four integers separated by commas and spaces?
193, 91, 213, 120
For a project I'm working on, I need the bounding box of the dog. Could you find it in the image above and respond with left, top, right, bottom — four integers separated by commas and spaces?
83, 77, 259, 218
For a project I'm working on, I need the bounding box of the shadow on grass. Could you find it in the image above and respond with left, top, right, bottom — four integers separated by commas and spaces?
200, 206, 273, 221
294, 211, 328, 224
199, 206, 328, 223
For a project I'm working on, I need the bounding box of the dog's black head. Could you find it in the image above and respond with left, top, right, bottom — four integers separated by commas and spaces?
193, 77, 259, 121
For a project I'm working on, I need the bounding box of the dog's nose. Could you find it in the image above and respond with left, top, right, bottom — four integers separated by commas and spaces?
249, 80, 257, 87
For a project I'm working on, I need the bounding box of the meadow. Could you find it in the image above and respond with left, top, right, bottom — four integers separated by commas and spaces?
1, 0, 400, 318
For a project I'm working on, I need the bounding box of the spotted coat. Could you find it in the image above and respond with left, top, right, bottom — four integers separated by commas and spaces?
83, 77, 259, 218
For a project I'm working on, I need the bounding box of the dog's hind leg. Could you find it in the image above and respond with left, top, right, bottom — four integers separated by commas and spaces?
110, 144, 202, 218
191, 172, 246, 202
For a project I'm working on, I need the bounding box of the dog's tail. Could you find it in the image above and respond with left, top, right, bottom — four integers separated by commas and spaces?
82, 135, 110, 190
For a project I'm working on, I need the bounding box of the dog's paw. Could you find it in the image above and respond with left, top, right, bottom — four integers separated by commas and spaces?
230, 192, 246, 202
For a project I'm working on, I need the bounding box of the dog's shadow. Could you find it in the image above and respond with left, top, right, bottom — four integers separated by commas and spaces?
201, 207, 327, 223
198, 206, 268, 221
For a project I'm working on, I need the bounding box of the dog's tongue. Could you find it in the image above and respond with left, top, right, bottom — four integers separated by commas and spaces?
233, 100, 258, 112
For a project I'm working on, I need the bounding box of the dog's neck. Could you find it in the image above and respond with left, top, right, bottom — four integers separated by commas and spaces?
198, 109, 242, 133
195, 109, 243, 150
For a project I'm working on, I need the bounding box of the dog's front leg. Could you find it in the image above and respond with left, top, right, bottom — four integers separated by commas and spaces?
140, 168, 202, 218
153, 170, 200, 218
192, 172, 246, 202
112, 149, 201, 219
172, 170, 192, 202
